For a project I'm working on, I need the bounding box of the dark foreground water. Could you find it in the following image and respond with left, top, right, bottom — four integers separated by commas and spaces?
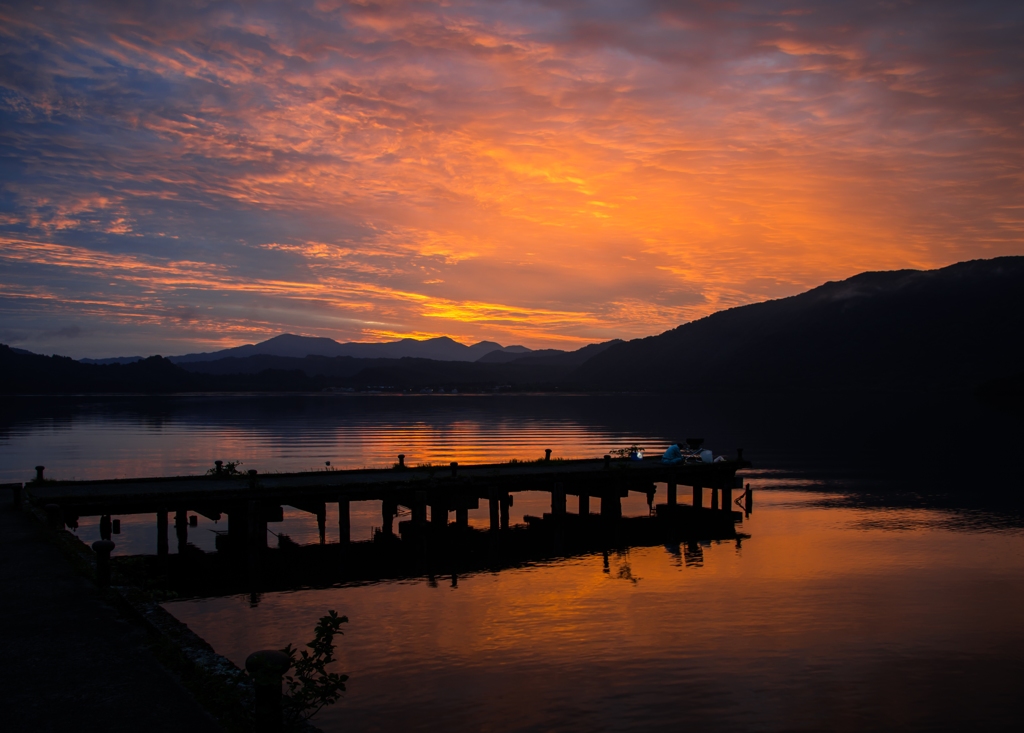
2, 393, 1023, 731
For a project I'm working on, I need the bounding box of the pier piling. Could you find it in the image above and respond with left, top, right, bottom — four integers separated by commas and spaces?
693, 484, 703, 509
175, 509, 188, 552
92, 539, 115, 589
488, 490, 500, 531
711, 488, 719, 511
552, 483, 566, 518
500, 493, 511, 530
579, 492, 590, 516
157, 509, 168, 556
338, 498, 350, 544
668, 480, 677, 506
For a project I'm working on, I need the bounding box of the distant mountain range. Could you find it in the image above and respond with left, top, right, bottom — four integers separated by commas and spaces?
81, 334, 538, 364
6, 257, 1023, 397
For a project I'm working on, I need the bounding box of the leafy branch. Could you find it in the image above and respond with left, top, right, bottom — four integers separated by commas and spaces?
281, 610, 349, 724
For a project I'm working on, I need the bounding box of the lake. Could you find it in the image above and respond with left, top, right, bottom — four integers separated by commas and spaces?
2, 393, 1022, 731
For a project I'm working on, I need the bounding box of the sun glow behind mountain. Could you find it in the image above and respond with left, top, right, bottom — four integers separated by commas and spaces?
1, 1, 1022, 357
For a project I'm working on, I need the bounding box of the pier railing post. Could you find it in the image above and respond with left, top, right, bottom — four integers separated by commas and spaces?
92, 540, 115, 589
545, 449, 552, 462
246, 650, 292, 733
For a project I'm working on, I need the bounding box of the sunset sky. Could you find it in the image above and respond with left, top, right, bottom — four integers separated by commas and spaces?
1, 0, 1022, 358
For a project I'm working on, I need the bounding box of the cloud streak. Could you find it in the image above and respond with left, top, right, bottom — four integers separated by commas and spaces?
1, 0, 1022, 356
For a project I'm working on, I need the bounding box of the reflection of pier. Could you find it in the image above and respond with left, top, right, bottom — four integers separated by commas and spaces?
24, 453, 752, 594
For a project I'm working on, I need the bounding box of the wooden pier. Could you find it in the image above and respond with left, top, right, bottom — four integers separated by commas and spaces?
19, 451, 752, 594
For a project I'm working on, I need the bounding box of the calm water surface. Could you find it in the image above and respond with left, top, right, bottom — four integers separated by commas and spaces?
2, 394, 1022, 731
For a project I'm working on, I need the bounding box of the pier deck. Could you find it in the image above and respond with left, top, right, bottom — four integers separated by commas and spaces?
26, 455, 749, 515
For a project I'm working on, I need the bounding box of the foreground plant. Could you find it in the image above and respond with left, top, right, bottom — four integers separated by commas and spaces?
281, 610, 350, 726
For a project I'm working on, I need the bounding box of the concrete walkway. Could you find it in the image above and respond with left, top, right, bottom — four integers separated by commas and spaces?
0, 489, 224, 732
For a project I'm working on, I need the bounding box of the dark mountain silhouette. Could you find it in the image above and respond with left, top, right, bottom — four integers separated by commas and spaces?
477, 340, 623, 366
168, 334, 530, 363
571, 257, 1024, 392
7, 257, 1021, 395
0, 346, 325, 393
80, 355, 145, 365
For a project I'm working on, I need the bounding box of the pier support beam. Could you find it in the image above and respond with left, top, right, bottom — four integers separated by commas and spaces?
248, 500, 267, 551
338, 498, 350, 544
412, 491, 428, 525
500, 494, 511, 530
693, 484, 703, 509
489, 490, 500, 531
432, 502, 448, 528
175, 509, 188, 552
578, 493, 590, 516
552, 483, 566, 518
157, 508, 168, 556
382, 500, 396, 536
601, 491, 621, 521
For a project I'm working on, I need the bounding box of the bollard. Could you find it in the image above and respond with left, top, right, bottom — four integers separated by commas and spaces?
215, 460, 223, 476
44, 504, 62, 531
189, 514, 198, 527
604, 454, 611, 469
246, 649, 292, 733
545, 448, 552, 462
450, 461, 458, 478
397, 454, 405, 469
92, 540, 115, 589
35, 466, 45, 482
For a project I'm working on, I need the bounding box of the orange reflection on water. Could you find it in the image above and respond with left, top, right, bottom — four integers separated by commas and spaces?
166, 490, 1024, 732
